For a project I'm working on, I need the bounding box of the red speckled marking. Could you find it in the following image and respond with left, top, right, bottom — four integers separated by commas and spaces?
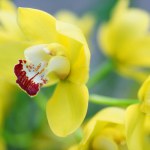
14, 60, 46, 96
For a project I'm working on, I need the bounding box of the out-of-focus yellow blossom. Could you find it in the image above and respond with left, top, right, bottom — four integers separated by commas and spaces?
126, 104, 150, 150
0, 0, 28, 82
0, 1, 24, 148
11, 8, 90, 137
138, 76, 150, 114
70, 107, 127, 150
98, 0, 150, 81
55, 10, 95, 39
0, 0, 20, 38
126, 77, 150, 150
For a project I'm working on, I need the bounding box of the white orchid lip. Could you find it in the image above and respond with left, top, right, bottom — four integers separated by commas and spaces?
14, 44, 70, 96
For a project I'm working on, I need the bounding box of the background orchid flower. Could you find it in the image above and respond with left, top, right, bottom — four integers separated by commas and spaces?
0, 1, 27, 149
98, 0, 150, 82
0, 0, 29, 82
55, 10, 95, 40
70, 107, 127, 150
125, 76, 150, 150
13, 8, 90, 137
138, 76, 150, 114
126, 104, 150, 150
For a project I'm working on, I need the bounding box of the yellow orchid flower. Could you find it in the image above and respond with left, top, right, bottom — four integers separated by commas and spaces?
55, 10, 95, 39
12, 8, 90, 137
125, 76, 150, 150
70, 107, 127, 150
98, 0, 150, 81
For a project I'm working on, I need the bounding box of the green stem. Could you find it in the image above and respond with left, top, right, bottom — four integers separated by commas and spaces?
89, 94, 139, 107
87, 60, 114, 89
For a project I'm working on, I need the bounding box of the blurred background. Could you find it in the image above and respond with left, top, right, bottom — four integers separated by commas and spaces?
1, 0, 150, 149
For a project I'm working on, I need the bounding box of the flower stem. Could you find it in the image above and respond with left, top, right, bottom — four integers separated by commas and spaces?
89, 94, 139, 107
87, 60, 114, 89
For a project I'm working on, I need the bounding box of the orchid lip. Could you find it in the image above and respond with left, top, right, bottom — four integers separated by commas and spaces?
14, 60, 48, 96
